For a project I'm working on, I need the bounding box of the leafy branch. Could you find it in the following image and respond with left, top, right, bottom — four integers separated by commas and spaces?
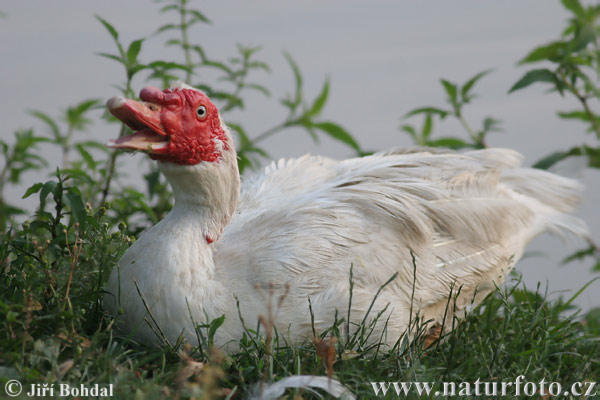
0, 130, 49, 229
231, 54, 362, 171
156, 0, 211, 83
509, 0, 600, 170
95, 16, 150, 206
153, 1, 362, 173
30, 99, 101, 169
193, 44, 271, 113
401, 70, 500, 149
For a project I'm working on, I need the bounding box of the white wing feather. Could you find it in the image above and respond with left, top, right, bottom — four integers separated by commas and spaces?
214, 148, 586, 344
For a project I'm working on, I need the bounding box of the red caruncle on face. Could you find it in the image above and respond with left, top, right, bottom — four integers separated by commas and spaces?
140, 86, 229, 165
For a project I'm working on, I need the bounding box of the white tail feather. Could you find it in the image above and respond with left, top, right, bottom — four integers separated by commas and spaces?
544, 212, 590, 240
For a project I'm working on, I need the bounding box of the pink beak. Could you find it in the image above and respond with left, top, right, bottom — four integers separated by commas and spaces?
106, 96, 169, 152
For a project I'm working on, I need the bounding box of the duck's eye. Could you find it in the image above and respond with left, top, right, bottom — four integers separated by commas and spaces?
196, 105, 207, 120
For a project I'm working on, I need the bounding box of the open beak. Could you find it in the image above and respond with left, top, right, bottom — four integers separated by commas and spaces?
106, 96, 169, 152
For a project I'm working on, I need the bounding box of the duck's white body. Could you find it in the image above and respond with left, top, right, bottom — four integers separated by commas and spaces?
105, 140, 586, 348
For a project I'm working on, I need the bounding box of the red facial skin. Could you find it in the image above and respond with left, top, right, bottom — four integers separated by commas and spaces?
114, 86, 229, 165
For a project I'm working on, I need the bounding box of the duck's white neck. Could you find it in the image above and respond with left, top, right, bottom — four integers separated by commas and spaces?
158, 147, 240, 244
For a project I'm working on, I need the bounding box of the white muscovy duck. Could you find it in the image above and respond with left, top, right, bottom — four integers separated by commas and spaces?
103, 82, 587, 349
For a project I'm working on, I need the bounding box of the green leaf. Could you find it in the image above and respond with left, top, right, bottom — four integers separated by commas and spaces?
227, 122, 251, 148
61, 168, 95, 186
561, 0, 585, 17
403, 107, 449, 119
307, 78, 329, 117
127, 64, 149, 77
426, 137, 470, 149
75, 144, 96, 170
208, 315, 225, 344
243, 83, 271, 97
508, 69, 560, 93
573, 22, 596, 51
481, 117, 502, 133
67, 99, 101, 129
305, 126, 319, 143
127, 39, 144, 65
574, 69, 600, 98
202, 60, 233, 75
128, 64, 148, 78
518, 41, 567, 64
156, 23, 179, 34
159, 4, 179, 13
557, 109, 600, 130
562, 245, 595, 264
583, 145, 600, 169
400, 124, 418, 142
29, 111, 61, 142
283, 52, 303, 112
248, 60, 270, 73
22, 182, 43, 199
73, 99, 101, 117
461, 70, 492, 100
96, 16, 118, 41
532, 152, 570, 170
313, 122, 361, 152
252, 147, 269, 158
557, 110, 591, 121
421, 114, 433, 140
148, 60, 190, 71
532, 147, 582, 169
237, 152, 251, 173
165, 38, 182, 47
193, 46, 233, 74
39, 180, 58, 210
97, 52, 124, 65
189, 10, 211, 24
440, 79, 458, 105
64, 187, 86, 228
0, 204, 25, 218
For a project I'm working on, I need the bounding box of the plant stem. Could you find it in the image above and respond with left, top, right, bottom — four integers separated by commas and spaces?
125, 78, 135, 99
62, 125, 74, 169
251, 122, 291, 146
456, 111, 485, 147
221, 53, 250, 112
100, 153, 117, 206
100, 124, 126, 206
222, 78, 245, 113
579, 96, 600, 139
560, 71, 600, 139
179, 0, 193, 82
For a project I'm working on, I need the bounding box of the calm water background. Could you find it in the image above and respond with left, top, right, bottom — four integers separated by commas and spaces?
2, 1, 599, 309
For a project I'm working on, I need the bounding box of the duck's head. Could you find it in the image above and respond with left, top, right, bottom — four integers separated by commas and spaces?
106, 83, 231, 165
